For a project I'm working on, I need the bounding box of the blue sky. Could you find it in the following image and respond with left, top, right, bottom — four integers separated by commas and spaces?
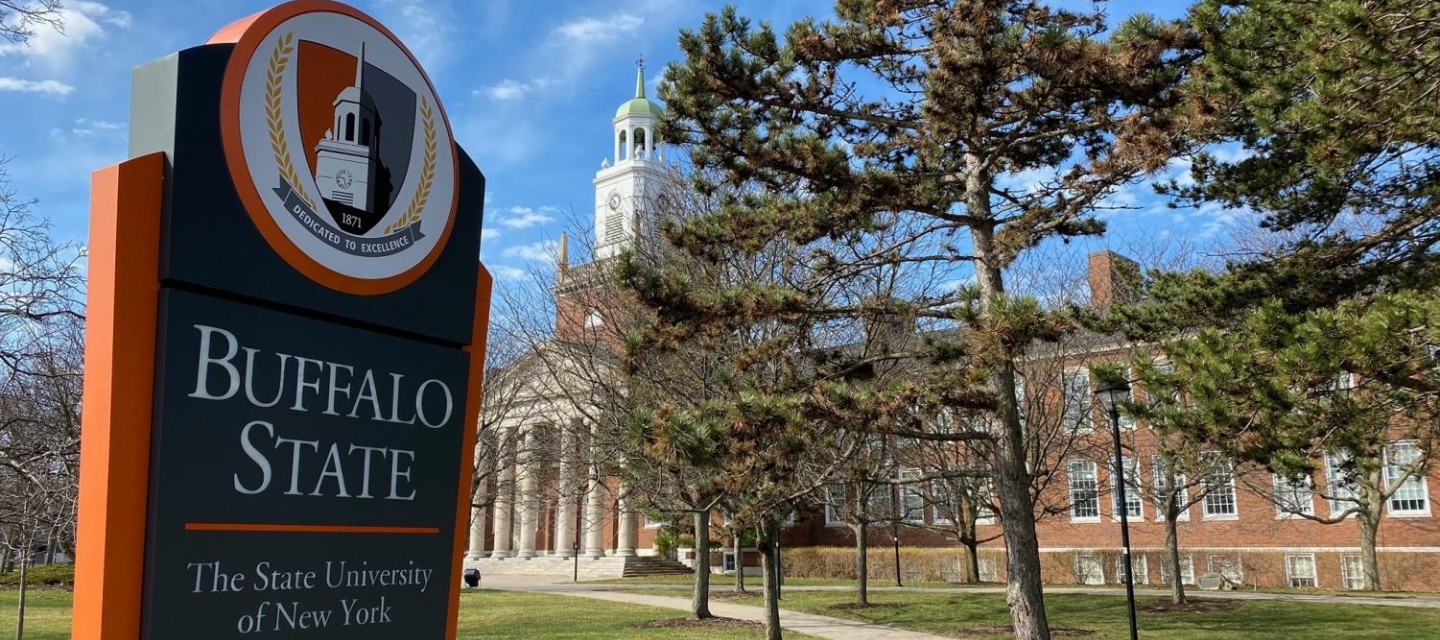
0, 0, 1209, 293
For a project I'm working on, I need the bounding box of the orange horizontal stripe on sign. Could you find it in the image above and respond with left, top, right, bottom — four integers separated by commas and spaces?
185, 523, 440, 535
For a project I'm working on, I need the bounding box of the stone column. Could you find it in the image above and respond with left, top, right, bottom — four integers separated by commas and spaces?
583, 472, 606, 558
553, 427, 576, 558
516, 427, 539, 559
466, 500, 488, 561
490, 428, 514, 559
616, 482, 637, 557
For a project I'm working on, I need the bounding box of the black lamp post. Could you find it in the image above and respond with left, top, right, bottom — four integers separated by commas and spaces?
1096, 379, 1139, 640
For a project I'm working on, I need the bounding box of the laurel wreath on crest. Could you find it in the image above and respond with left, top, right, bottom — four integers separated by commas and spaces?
265, 33, 313, 209
385, 97, 437, 234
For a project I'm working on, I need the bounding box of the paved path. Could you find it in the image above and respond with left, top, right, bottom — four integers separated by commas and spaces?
484, 575, 954, 640
487, 575, 1440, 610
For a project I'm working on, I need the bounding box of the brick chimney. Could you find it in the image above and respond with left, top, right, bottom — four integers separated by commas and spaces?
1087, 250, 1139, 308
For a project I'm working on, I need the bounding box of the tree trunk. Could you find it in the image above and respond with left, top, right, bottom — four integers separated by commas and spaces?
852, 521, 869, 606
1164, 510, 1186, 604
1358, 502, 1383, 591
733, 526, 746, 593
964, 540, 981, 584
759, 522, 783, 640
15, 551, 27, 640
692, 510, 713, 619
969, 171, 1051, 640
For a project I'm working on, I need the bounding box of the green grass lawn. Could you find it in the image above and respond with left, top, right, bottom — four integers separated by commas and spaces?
0, 590, 811, 640
619, 587, 1440, 639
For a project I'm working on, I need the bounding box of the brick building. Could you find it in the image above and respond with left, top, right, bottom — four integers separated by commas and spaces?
466, 65, 1440, 591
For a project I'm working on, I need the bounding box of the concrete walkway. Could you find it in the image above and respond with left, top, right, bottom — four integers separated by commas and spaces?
488, 575, 1440, 611
484, 575, 954, 640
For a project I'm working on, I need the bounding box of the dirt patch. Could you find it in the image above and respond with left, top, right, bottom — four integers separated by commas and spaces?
631, 617, 762, 630
955, 626, 1094, 637
828, 602, 907, 611
710, 590, 762, 600
1137, 599, 1242, 614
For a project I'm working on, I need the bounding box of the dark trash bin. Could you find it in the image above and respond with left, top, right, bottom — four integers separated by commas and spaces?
463, 568, 481, 588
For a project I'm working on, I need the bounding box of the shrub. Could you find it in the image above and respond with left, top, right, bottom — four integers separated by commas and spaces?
0, 564, 75, 587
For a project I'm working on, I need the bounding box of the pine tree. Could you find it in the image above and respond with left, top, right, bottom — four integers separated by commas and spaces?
1129, 291, 1440, 591
627, 3, 1196, 638
1162, 0, 1440, 312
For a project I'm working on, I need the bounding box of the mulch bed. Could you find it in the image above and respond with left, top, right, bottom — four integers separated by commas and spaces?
955, 627, 1094, 638
1136, 599, 1242, 614
631, 617, 762, 630
828, 602, 907, 611
710, 590, 762, 600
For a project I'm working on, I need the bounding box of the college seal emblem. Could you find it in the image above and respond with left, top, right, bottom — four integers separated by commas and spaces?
217, 1, 458, 295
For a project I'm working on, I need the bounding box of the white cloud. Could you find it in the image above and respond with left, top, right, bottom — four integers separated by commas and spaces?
0, 2, 131, 70
0, 77, 73, 95
552, 13, 644, 45
477, 77, 556, 101
489, 264, 528, 281
498, 205, 558, 230
481, 228, 501, 241
502, 240, 557, 262
70, 117, 124, 135
373, 0, 455, 72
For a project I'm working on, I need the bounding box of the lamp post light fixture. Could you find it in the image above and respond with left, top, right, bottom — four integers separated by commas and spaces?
1096, 378, 1140, 640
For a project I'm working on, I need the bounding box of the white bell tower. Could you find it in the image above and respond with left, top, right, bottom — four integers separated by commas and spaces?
594, 59, 666, 260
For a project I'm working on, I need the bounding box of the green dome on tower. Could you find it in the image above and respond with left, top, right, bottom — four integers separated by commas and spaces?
616, 63, 664, 119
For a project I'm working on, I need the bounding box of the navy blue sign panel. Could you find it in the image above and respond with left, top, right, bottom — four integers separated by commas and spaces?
143, 289, 467, 639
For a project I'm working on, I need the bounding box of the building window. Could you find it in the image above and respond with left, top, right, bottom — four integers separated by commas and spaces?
722, 550, 737, 573
584, 308, 604, 328
1115, 554, 1148, 585
867, 483, 894, 520
1159, 555, 1195, 586
898, 469, 925, 523
929, 480, 954, 525
978, 556, 999, 583
1111, 456, 1143, 519
1201, 455, 1238, 519
1116, 367, 1136, 429
1207, 554, 1244, 585
1340, 553, 1366, 590
824, 484, 846, 526
1285, 554, 1317, 588
1274, 473, 1315, 517
1073, 552, 1105, 585
1385, 441, 1430, 515
1062, 370, 1092, 433
1152, 455, 1189, 521
975, 480, 996, 525
360, 119, 371, 145
1068, 460, 1100, 522
644, 512, 664, 529
1324, 450, 1359, 517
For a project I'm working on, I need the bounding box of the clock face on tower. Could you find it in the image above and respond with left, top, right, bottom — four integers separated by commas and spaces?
608, 191, 623, 211
335, 168, 354, 190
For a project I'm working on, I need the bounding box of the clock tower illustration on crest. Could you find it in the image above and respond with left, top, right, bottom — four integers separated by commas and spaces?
314, 43, 384, 234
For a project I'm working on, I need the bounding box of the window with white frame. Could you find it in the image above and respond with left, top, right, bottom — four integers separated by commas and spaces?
783, 510, 796, 527
929, 480, 954, 525
867, 483, 895, 519
644, 512, 665, 529
1116, 368, 1136, 429
1385, 441, 1430, 515
1207, 554, 1244, 584
722, 550, 737, 573
978, 556, 999, 583
1201, 455, 1238, 519
1324, 450, 1360, 517
1340, 553, 1366, 590
1146, 361, 1177, 409
1073, 552, 1105, 585
1114, 554, 1148, 585
1063, 370, 1092, 432
1273, 473, 1315, 517
1285, 554, 1317, 588
1159, 555, 1195, 586
898, 469, 925, 523
824, 484, 846, 526
1111, 457, 1143, 519
1151, 455, 1189, 521
1068, 460, 1101, 521
975, 480, 997, 525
